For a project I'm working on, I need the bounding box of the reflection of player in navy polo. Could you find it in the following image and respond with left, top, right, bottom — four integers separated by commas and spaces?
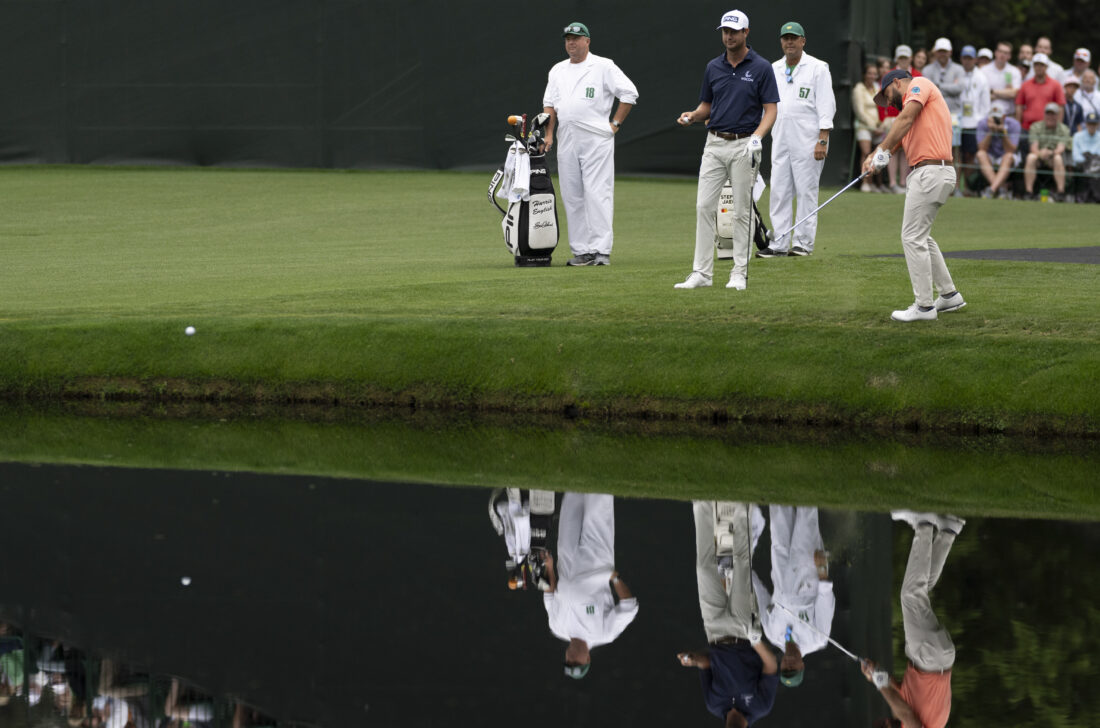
702, 643, 779, 724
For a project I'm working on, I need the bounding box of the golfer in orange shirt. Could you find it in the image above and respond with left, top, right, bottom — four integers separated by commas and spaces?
862, 70, 968, 322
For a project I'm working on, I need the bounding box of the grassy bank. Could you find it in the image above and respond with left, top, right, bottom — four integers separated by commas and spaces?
1, 166, 1097, 435
2, 407, 1097, 520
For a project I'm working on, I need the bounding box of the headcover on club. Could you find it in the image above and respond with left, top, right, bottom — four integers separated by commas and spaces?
563, 663, 590, 679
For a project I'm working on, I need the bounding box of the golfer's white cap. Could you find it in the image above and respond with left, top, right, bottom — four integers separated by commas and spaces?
894, 44, 913, 59
717, 10, 749, 31
933, 37, 952, 53
977, 47, 993, 60
1075, 48, 1091, 63
1032, 52, 1051, 66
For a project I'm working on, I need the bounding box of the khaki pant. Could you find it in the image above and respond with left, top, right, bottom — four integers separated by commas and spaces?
694, 501, 762, 643
692, 135, 758, 279
901, 165, 958, 307
901, 524, 956, 672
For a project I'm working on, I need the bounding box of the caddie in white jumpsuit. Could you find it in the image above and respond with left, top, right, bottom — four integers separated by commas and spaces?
542, 492, 638, 679
542, 21, 638, 267
761, 21, 835, 257
751, 505, 835, 688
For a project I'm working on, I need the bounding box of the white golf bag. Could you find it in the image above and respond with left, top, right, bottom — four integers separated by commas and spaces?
488, 113, 560, 267
715, 176, 771, 258
488, 488, 557, 591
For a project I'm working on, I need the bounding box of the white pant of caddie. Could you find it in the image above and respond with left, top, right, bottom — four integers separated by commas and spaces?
557, 125, 616, 257
557, 493, 616, 581
769, 129, 825, 253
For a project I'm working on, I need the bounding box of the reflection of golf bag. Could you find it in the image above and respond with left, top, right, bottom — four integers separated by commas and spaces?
488, 489, 558, 591
715, 179, 770, 258
488, 115, 560, 267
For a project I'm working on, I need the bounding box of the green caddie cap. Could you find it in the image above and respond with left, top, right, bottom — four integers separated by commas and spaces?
780, 667, 805, 687
780, 21, 805, 37
562, 22, 590, 38
563, 662, 591, 679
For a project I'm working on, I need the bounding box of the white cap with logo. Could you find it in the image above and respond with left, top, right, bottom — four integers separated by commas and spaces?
1031, 52, 1051, 66
894, 44, 913, 60
717, 10, 749, 31
1075, 48, 1091, 63
932, 37, 952, 53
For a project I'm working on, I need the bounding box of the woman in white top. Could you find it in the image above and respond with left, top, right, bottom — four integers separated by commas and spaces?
852, 63, 887, 191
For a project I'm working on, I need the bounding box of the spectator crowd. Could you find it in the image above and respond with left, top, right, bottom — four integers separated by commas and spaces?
854, 36, 1100, 203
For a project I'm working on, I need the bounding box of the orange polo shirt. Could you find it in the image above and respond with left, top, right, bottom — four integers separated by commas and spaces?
900, 78, 953, 165
899, 664, 952, 728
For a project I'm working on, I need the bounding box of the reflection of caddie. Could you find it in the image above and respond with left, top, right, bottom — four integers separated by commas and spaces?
760, 21, 835, 258
543, 493, 638, 678
752, 506, 834, 688
541, 22, 638, 267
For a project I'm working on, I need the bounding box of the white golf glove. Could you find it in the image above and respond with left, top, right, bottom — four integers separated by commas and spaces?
871, 147, 891, 171
745, 134, 763, 159
872, 670, 890, 689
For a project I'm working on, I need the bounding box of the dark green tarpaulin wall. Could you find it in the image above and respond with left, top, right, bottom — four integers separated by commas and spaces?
0, 1, 907, 183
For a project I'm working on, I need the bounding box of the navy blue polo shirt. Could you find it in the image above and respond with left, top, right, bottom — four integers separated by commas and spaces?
699, 48, 780, 134
699, 643, 779, 724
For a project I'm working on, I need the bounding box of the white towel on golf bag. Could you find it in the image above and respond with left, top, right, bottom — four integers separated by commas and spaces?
496, 499, 532, 563
497, 142, 531, 203
753, 175, 766, 203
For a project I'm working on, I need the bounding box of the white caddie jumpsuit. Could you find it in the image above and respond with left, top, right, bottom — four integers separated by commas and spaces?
543, 53, 638, 258
768, 52, 836, 253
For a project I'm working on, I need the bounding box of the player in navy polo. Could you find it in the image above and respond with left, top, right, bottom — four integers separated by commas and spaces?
675, 9, 780, 292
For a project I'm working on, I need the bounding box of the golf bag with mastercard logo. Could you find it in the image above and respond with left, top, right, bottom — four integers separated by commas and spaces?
488, 113, 560, 267
715, 177, 770, 258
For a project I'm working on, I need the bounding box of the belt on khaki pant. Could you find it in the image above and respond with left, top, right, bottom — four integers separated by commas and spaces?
709, 130, 752, 140
911, 159, 952, 170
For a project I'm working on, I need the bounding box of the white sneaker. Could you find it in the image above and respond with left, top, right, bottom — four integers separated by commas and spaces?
891, 184, 906, 194
933, 291, 966, 313
674, 272, 712, 289
939, 514, 966, 535
891, 304, 937, 322
891, 510, 941, 530
726, 272, 747, 290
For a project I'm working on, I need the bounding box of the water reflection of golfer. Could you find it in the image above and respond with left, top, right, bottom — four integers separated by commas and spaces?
862, 510, 964, 728
678, 502, 778, 726
752, 505, 835, 689
542, 493, 638, 679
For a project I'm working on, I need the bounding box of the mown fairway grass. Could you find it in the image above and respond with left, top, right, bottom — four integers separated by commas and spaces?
1, 166, 1097, 435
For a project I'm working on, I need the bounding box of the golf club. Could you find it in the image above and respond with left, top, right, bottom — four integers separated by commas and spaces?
770, 601, 866, 665
767, 171, 869, 244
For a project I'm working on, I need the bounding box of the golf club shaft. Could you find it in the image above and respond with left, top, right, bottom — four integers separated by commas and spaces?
772, 171, 868, 243
773, 601, 862, 663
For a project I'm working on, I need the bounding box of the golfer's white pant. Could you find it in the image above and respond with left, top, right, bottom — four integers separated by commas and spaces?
901, 166, 958, 307
693, 135, 757, 279
693, 501, 761, 643
557, 126, 616, 257
557, 492, 615, 581
901, 524, 956, 672
769, 505, 824, 602
769, 135, 825, 252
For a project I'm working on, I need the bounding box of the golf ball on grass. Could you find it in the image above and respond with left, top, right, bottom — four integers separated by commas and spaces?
184, 326, 195, 336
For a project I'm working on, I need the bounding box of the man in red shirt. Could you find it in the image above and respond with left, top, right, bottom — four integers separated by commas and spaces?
1016, 53, 1066, 130
860, 511, 965, 728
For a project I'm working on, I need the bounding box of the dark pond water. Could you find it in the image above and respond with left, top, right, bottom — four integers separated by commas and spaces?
0, 462, 1094, 727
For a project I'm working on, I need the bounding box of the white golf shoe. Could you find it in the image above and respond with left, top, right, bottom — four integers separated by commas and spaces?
674, 272, 712, 289
933, 291, 967, 313
890, 510, 941, 530
726, 272, 747, 290
938, 514, 967, 535
891, 304, 937, 322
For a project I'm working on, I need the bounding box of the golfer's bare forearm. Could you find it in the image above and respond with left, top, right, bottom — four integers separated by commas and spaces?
879, 684, 921, 728
753, 640, 778, 675
754, 104, 777, 138
879, 102, 920, 153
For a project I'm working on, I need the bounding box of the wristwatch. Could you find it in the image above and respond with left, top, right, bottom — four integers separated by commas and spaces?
817, 139, 828, 146
611, 120, 621, 128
